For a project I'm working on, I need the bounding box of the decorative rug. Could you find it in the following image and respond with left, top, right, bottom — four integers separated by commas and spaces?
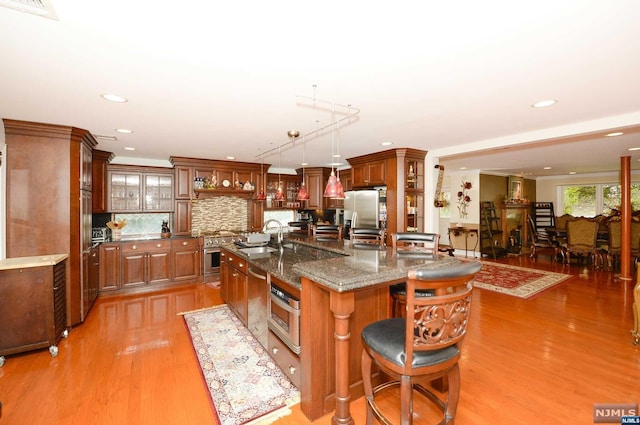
473, 261, 573, 299
183, 305, 300, 425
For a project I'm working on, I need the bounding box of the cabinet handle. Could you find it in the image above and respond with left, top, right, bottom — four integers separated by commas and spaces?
272, 347, 279, 355
182, 241, 188, 246
288, 366, 296, 375
131, 245, 137, 250
156, 244, 161, 248
238, 263, 243, 268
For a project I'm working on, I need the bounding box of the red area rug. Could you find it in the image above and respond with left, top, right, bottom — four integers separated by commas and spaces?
473, 261, 573, 299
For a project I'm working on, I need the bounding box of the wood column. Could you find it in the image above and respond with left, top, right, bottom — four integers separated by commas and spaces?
620, 156, 632, 281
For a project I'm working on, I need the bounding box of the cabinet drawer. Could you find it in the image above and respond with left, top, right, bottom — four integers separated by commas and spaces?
171, 237, 200, 250
121, 240, 171, 253
222, 251, 247, 272
268, 331, 301, 389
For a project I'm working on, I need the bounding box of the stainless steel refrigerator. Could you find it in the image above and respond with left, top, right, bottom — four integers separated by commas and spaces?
344, 190, 380, 229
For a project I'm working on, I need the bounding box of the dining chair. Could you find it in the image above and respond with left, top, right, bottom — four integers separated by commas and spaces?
390, 233, 440, 317
606, 220, 640, 270
312, 224, 344, 241
361, 260, 482, 425
562, 218, 599, 266
527, 216, 559, 260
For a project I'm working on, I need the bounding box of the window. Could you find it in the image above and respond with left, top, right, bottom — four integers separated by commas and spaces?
560, 183, 640, 216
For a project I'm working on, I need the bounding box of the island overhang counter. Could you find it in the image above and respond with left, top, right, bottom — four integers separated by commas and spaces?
222, 239, 462, 424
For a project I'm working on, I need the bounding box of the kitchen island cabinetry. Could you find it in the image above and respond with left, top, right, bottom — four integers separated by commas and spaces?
220, 249, 248, 325
0, 255, 68, 365
121, 240, 172, 288
171, 238, 201, 282
107, 165, 174, 212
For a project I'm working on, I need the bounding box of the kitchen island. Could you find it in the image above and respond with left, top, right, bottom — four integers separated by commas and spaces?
222, 237, 462, 424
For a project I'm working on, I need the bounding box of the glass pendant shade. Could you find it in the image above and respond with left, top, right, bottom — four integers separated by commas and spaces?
297, 182, 309, 200
275, 184, 285, 200
334, 176, 345, 199
323, 170, 340, 198
255, 189, 266, 201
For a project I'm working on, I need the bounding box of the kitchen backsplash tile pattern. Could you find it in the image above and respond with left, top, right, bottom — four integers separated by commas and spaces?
115, 213, 170, 236
192, 197, 248, 234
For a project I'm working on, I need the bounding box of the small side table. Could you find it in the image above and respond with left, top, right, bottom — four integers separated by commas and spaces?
448, 227, 479, 258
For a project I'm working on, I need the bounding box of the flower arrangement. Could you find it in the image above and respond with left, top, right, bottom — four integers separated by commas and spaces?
106, 219, 127, 230
457, 180, 472, 218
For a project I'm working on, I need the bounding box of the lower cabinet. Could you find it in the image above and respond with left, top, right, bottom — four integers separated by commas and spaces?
172, 238, 201, 282
268, 330, 301, 389
99, 237, 200, 294
220, 249, 248, 325
122, 240, 172, 287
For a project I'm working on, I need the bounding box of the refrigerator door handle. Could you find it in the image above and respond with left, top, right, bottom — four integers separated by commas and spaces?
351, 212, 358, 228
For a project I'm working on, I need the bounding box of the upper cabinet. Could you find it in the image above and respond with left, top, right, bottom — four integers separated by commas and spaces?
107, 165, 174, 212
170, 157, 267, 200
352, 160, 386, 188
266, 174, 302, 207
92, 150, 114, 213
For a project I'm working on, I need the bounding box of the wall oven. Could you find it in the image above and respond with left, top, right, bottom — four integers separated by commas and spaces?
268, 282, 301, 354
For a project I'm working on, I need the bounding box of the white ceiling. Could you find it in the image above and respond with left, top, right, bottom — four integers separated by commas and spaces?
1, 0, 640, 177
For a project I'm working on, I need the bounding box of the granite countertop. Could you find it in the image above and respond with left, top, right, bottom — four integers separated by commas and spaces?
223, 237, 464, 293
0, 254, 69, 271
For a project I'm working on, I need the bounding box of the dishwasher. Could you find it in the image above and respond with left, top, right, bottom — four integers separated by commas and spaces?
247, 265, 269, 349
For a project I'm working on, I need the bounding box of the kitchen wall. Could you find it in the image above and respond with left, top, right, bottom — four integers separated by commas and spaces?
191, 196, 249, 234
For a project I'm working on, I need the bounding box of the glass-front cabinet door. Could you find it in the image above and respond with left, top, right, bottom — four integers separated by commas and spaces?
144, 174, 174, 211
406, 193, 424, 232
109, 172, 141, 211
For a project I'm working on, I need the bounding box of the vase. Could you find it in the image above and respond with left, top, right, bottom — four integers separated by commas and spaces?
112, 229, 121, 241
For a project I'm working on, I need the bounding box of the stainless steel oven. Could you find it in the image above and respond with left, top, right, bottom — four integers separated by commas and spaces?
268, 282, 301, 354
203, 247, 221, 277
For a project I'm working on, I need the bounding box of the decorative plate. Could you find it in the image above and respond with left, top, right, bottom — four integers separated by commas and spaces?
222, 179, 231, 188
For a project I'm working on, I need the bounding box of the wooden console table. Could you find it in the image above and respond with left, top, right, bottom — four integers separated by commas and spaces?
448, 227, 479, 258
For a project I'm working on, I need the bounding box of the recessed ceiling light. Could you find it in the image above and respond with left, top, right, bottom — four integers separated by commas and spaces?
628, 147, 640, 151
115, 128, 133, 134
226, 156, 235, 160
101, 94, 128, 103
459, 167, 467, 170
532, 99, 557, 108
543, 166, 552, 170
301, 162, 309, 166
333, 154, 341, 158
606, 132, 624, 137
380, 142, 393, 146
124, 147, 135, 151
569, 171, 576, 175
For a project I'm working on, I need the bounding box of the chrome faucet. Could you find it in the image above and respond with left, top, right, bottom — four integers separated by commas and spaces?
262, 219, 284, 246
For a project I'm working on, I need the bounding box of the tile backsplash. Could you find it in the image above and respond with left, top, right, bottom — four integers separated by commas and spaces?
191, 197, 248, 234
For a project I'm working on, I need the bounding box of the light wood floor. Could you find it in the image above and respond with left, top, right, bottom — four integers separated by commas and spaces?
1, 255, 639, 424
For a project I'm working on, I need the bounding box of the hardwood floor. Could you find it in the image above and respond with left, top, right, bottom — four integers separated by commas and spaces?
1, 256, 638, 424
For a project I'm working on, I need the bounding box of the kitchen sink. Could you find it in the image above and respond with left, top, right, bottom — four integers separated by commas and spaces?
239, 246, 278, 257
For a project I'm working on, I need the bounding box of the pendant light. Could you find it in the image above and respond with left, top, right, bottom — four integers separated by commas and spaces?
255, 151, 267, 201
324, 104, 340, 198
333, 111, 345, 199
274, 144, 285, 201
294, 130, 310, 200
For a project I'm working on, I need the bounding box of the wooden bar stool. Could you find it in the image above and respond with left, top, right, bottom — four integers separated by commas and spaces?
361, 261, 482, 425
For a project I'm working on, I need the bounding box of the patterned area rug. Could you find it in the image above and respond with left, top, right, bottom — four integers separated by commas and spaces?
473, 261, 573, 298
183, 305, 300, 425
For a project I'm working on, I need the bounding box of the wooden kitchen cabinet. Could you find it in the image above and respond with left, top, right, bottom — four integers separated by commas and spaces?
174, 199, 193, 236
92, 150, 114, 213
0, 255, 68, 365
266, 173, 302, 207
351, 160, 386, 188
220, 249, 248, 325
99, 243, 121, 291
172, 238, 201, 282
121, 240, 172, 288
107, 165, 174, 212
4, 119, 97, 327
